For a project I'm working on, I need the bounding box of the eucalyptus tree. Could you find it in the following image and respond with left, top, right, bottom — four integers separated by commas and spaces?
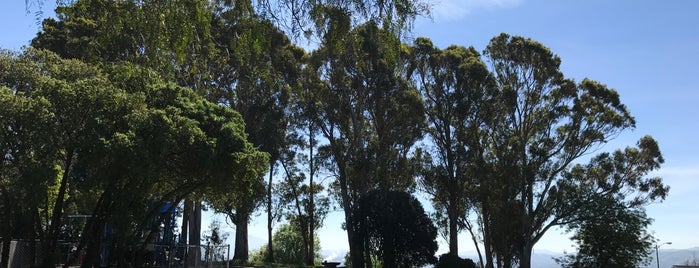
307, 15, 425, 266
476, 33, 669, 268
208, 2, 304, 262
272, 47, 338, 266
407, 37, 493, 259
253, 0, 430, 40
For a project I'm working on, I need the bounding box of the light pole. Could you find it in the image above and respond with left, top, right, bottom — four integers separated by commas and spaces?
656, 241, 672, 268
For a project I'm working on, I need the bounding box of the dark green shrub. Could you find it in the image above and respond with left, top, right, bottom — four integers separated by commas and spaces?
435, 253, 477, 268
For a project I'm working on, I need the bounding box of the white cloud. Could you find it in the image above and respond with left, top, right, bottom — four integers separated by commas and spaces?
430, 0, 523, 21
323, 251, 339, 262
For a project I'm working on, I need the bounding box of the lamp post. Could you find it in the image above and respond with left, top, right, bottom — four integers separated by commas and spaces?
656, 241, 672, 268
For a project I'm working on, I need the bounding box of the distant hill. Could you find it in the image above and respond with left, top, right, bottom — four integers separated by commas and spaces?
318, 247, 699, 268
640, 247, 699, 268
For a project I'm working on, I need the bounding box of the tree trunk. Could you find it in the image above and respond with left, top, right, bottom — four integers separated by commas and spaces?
363, 229, 371, 268
28, 207, 38, 267
232, 211, 249, 263
339, 169, 363, 268
182, 199, 190, 246
188, 204, 201, 267
346, 210, 365, 268
266, 162, 274, 263
1, 187, 12, 267
62, 193, 103, 268
482, 206, 494, 268
0, 237, 9, 268
383, 239, 396, 268
465, 219, 483, 267
45, 150, 74, 267
519, 239, 533, 268
81, 214, 105, 268
307, 127, 315, 266
448, 204, 458, 255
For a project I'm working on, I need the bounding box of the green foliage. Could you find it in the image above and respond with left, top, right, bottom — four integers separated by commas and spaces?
436, 253, 477, 268
254, 0, 430, 39
407, 37, 493, 255
33, 0, 216, 91
0, 48, 268, 266
309, 20, 427, 267
355, 190, 438, 268
555, 199, 654, 268
249, 223, 322, 266
277, 155, 332, 264
11, 3, 670, 268
0, 69, 57, 241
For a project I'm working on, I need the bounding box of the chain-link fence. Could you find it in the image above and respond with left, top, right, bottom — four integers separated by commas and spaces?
0, 240, 78, 268
151, 244, 229, 268
201, 244, 230, 268
0, 240, 228, 268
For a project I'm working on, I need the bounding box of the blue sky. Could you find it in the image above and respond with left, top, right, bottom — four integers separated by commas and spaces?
2, 0, 698, 258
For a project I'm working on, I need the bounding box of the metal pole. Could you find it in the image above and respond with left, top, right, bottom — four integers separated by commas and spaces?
656, 241, 672, 268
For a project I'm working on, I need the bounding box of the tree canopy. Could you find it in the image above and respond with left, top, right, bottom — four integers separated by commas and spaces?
2, 2, 671, 268
0, 48, 268, 267
556, 197, 654, 268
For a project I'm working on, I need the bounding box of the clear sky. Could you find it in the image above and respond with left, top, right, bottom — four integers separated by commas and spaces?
2, 0, 698, 258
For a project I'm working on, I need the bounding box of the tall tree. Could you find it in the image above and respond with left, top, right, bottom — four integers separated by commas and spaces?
407, 37, 493, 258
476, 33, 669, 268
208, 2, 304, 262
308, 18, 425, 267
0, 49, 269, 267
0, 61, 57, 266
31, 2, 296, 264
0, 48, 145, 267
277, 144, 331, 266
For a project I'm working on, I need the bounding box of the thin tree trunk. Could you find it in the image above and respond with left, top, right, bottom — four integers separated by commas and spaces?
62, 193, 104, 268
266, 163, 274, 263
482, 206, 494, 268
281, 160, 310, 265
1, 186, 12, 267
45, 149, 74, 267
81, 192, 109, 268
182, 200, 190, 244
307, 125, 315, 266
519, 241, 533, 268
81, 216, 105, 268
465, 219, 484, 268
339, 174, 363, 268
383, 239, 395, 268
29, 206, 38, 267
